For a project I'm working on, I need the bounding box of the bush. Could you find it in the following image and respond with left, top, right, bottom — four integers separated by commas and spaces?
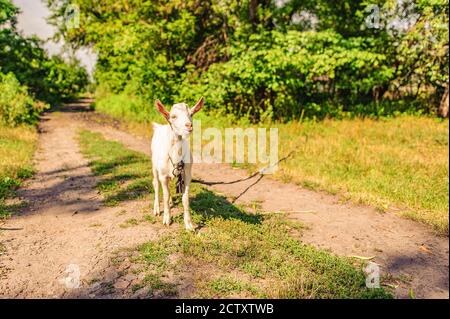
0, 29, 89, 104
178, 31, 397, 121
0, 72, 48, 126
48, 0, 448, 122
1, 0, 89, 106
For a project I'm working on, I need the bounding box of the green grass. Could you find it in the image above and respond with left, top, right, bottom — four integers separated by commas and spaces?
78, 130, 153, 206
94, 91, 158, 124
0, 124, 37, 218
92, 95, 449, 234
273, 116, 449, 234
120, 218, 140, 228
142, 273, 178, 297
78, 129, 392, 299
138, 205, 391, 299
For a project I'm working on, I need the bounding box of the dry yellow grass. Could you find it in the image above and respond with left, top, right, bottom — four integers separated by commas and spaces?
272, 116, 449, 234
0, 124, 37, 178
0, 124, 37, 217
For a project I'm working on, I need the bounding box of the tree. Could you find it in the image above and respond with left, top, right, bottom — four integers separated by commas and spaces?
439, 85, 449, 117
47, 0, 449, 121
1, 0, 89, 104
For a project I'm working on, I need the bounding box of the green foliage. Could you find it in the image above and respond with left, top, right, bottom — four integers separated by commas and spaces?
94, 89, 160, 123
0, 72, 48, 126
0, 29, 89, 104
180, 30, 397, 121
42, 56, 89, 102
0, 0, 89, 108
0, 0, 17, 25
392, 0, 449, 108
48, 0, 448, 121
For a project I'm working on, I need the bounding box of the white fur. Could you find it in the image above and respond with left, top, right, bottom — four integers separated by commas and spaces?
151, 98, 203, 231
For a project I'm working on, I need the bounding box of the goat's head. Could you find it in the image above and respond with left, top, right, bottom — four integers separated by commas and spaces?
155, 97, 204, 138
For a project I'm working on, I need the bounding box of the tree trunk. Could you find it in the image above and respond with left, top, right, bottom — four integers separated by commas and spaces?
249, 0, 258, 31
439, 84, 449, 118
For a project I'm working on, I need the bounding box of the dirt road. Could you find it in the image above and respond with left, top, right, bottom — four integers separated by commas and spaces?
0, 101, 448, 298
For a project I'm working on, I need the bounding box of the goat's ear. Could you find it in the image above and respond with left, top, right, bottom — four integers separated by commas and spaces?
190, 96, 204, 115
155, 99, 170, 121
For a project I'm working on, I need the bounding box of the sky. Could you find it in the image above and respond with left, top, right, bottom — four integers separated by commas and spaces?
11, 0, 96, 75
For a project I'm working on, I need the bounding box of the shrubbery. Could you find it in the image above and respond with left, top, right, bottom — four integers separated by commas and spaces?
0, 0, 89, 126
179, 31, 397, 121
47, 0, 449, 122
0, 73, 48, 126
0, 29, 89, 105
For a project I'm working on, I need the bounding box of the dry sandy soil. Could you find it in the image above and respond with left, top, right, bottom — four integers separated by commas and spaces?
0, 100, 448, 298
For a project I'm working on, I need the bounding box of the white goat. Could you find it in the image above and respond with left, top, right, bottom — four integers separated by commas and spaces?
151, 97, 204, 231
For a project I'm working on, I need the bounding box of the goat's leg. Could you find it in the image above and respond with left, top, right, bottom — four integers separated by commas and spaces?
152, 169, 160, 216
182, 168, 195, 231
161, 176, 171, 225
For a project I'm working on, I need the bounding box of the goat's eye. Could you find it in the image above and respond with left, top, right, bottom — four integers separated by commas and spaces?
171, 114, 177, 119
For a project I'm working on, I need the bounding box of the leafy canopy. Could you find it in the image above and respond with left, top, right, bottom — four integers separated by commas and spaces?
48, 0, 449, 121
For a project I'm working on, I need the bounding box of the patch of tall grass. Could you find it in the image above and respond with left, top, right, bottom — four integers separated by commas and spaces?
0, 124, 37, 218
274, 116, 449, 234
94, 92, 156, 123
0, 72, 47, 126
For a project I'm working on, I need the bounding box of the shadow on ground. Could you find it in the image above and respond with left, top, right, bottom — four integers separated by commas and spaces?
190, 188, 263, 226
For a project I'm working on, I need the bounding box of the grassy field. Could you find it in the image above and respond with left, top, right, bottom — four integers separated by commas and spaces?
273, 116, 449, 234
94, 97, 449, 234
78, 129, 392, 299
0, 124, 37, 218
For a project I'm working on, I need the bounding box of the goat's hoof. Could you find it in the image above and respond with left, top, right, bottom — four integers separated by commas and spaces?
163, 217, 171, 226
153, 209, 160, 216
185, 222, 196, 232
